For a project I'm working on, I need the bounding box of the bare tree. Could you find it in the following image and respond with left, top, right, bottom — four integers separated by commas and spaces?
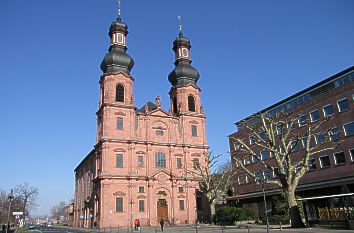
50, 201, 67, 220
13, 183, 39, 224
229, 111, 337, 228
188, 151, 233, 217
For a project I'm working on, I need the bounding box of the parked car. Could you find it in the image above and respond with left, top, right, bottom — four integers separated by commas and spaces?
27, 224, 35, 230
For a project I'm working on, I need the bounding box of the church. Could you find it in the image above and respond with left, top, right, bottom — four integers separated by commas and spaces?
73, 4, 209, 228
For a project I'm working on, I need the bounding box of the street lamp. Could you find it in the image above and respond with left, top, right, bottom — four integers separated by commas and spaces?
6, 189, 14, 233
84, 198, 90, 228
194, 207, 198, 233
258, 178, 270, 233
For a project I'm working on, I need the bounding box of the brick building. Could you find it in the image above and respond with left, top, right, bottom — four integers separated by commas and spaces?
228, 66, 354, 225
73, 7, 209, 229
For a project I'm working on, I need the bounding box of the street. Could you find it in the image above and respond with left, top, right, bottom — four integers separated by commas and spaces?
22, 225, 354, 233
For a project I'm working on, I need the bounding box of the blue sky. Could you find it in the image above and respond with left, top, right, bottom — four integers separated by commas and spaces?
0, 0, 353, 216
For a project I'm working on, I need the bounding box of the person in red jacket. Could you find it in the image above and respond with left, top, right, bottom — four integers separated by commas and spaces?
134, 219, 138, 230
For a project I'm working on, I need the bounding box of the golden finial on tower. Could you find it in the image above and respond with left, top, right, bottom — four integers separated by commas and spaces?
117, 0, 121, 21
178, 16, 183, 36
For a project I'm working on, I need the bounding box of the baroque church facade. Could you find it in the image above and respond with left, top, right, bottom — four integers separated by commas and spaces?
73, 8, 209, 228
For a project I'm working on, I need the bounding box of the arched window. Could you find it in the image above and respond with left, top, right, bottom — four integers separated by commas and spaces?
116, 84, 124, 102
188, 95, 195, 112
173, 97, 178, 114
155, 152, 166, 168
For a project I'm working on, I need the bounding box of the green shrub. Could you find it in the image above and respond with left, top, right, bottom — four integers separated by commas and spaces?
215, 205, 256, 225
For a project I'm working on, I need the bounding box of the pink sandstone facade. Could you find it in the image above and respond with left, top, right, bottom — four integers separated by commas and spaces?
73, 10, 209, 228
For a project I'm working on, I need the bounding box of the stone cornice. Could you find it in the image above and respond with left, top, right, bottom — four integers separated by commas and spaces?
97, 137, 209, 149
99, 71, 135, 84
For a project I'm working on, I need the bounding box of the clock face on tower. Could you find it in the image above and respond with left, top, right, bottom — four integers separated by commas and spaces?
182, 48, 189, 58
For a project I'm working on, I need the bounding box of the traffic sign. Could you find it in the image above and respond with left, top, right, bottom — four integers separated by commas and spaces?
80, 213, 84, 219
13, 212, 23, 215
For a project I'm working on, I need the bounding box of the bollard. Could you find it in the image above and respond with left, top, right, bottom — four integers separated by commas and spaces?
279, 221, 282, 231
110, 228, 112, 233
221, 225, 224, 233
104, 228, 106, 233
247, 224, 250, 233
139, 227, 141, 233
117, 226, 120, 233
154, 226, 157, 233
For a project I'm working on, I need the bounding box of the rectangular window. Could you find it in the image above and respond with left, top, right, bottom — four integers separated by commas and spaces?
323, 104, 334, 118
315, 132, 325, 145
290, 140, 300, 152
155, 152, 166, 168
298, 115, 307, 127
330, 127, 340, 141
191, 125, 198, 137
343, 122, 354, 136
249, 135, 256, 145
193, 158, 200, 170
117, 117, 123, 130
138, 186, 144, 193
116, 154, 123, 168
138, 156, 144, 167
337, 98, 349, 112
139, 200, 145, 212
349, 148, 354, 162
252, 154, 259, 163
116, 197, 123, 212
238, 176, 245, 185
273, 167, 279, 178
308, 156, 316, 171
333, 152, 346, 165
178, 187, 184, 193
276, 123, 284, 135
254, 171, 261, 181
179, 200, 185, 211
259, 131, 266, 140
243, 157, 251, 165
176, 158, 183, 169
261, 151, 268, 161
310, 110, 320, 122
319, 155, 331, 168
263, 170, 271, 180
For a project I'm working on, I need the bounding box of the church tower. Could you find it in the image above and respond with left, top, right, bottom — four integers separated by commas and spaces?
96, 10, 135, 143
168, 29, 203, 116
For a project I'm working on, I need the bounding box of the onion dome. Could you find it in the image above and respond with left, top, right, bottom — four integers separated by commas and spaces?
168, 32, 200, 87
100, 17, 134, 75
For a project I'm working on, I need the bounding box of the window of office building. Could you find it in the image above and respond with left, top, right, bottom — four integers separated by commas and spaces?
349, 148, 354, 162
333, 151, 346, 165
323, 104, 334, 118
343, 122, 354, 136
310, 110, 320, 122
337, 98, 349, 112
308, 156, 316, 171
298, 115, 307, 127
319, 155, 331, 168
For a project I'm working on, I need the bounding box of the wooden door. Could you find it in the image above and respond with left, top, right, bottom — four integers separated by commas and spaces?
157, 199, 168, 222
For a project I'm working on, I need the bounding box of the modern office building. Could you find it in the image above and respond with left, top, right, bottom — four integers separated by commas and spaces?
228, 66, 354, 225
73, 5, 209, 228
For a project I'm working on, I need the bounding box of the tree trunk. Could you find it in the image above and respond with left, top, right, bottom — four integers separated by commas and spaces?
287, 188, 305, 228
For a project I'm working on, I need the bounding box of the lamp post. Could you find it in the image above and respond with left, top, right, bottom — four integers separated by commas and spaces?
194, 207, 198, 233
6, 189, 14, 233
84, 198, 90, 228
259, 179, 270, 233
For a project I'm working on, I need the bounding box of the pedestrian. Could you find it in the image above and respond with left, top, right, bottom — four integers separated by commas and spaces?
137, 219, 140, 231
159, 219, 164, 232
134, 219, 138, 231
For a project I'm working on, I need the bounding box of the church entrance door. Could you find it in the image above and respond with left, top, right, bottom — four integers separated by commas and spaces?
157, 199, 168, 222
